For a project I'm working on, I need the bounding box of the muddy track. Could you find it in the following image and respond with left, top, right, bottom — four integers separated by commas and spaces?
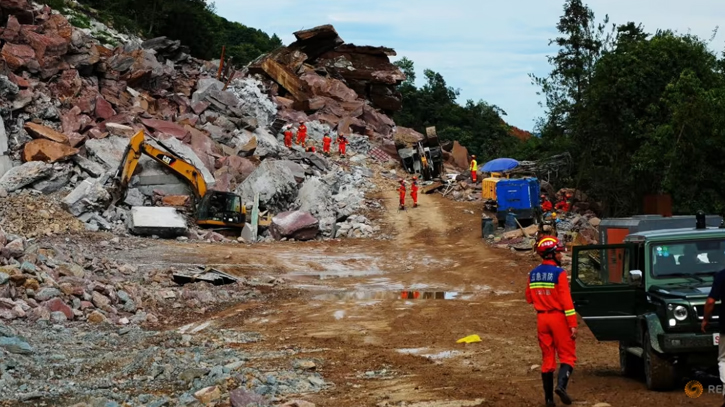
117, 189, 720, 406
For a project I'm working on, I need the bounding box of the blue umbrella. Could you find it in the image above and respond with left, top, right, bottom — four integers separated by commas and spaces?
482, 158, 519, 173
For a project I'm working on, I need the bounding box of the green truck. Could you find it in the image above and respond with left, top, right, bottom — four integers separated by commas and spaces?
571, 213, 725, 390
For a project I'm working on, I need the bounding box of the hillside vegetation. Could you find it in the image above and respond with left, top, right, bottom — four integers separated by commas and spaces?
42, 0, 282, 66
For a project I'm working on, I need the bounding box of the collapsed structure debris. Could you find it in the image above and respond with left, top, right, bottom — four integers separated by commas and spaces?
0, 0, 403, 242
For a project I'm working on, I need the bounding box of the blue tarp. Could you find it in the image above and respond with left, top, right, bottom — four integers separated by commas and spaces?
482, 158, 519, 173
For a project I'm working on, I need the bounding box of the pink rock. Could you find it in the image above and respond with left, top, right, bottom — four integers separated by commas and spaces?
270, 211, 319, 241
141, 118, 189, 141
80, 301, 94, 310
94, 96, 116, 120
45, 297, 73, 320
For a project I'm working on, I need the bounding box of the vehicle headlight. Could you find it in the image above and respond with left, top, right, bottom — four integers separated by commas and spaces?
673, 305, 688, 321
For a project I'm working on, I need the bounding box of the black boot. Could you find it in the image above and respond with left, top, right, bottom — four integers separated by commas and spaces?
542, 372, 555, 406
555, 364, 573, 405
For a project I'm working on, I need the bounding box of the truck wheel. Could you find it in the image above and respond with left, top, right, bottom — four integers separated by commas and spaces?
619, 342, 642, 377
643, 330, 676, 390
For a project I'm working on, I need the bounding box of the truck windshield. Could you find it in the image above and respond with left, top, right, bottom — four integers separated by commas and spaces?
651, 239, 725, 277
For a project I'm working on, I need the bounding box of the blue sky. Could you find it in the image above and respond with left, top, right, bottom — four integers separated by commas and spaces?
214, 0, 725, 131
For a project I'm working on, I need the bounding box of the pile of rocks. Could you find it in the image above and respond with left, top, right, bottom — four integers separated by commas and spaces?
0, 1, 401, 243
0, 227, 263, 324
0, 322, 325, 405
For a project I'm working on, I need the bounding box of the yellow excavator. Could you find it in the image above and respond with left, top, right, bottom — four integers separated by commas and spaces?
111, 130, 246, 230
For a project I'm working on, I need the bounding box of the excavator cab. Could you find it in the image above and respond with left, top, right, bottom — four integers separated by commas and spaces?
196, 192, 246, 229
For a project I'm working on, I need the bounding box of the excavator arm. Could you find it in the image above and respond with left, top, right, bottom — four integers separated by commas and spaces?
115, 130, 207, 199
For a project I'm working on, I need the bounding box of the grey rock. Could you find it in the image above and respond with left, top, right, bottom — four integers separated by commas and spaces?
122, 188, 146, 207
0, 116, 7, 155
178, 368, 209, 383
191, 78, 224, 105
0, 272, 8, 285
296, 177, 333, 220
227, 77, 277, 129
72, 155, 106, 177
50, 311, 67, 323
35, 288, 61, 302
0, 161, 52, 192
235, 160, 298, 213
0, 155, 12, 179
62, 177, 111, 217
0, 336, 33, 355
32, 166, 72, 194
0, 75, 19, 99
84, 136, 129, 170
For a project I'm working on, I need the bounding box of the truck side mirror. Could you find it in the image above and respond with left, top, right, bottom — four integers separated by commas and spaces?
629, 270, 643, 283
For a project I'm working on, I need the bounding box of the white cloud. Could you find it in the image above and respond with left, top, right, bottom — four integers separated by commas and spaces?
214, 0, 725, 131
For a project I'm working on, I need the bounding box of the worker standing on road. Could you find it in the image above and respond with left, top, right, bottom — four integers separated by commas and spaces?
283, 125, 294, 148
411, 176, 419, 208
322, 132, 332, 156
526, 236, 577, 407
469, 155, 478, 183
295, 120, 307, 145
398, 179, 406, 210
336, 133, 348, 157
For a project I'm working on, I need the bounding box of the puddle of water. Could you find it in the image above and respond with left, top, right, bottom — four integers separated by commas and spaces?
312, 291, 469, 301
286, 269, 384, 280
397, 348, 428, 355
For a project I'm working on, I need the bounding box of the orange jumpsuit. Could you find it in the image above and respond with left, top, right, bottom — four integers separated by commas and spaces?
283, 129, 293, 148
296, 124, 307, 145
541, 199, 553, 212
399, 183, 406, 208
525, 260, 577, 373
411, 181, 418, 206
322, 135, 332, 154
555, 200, 570, 213
337, 135, 348, 156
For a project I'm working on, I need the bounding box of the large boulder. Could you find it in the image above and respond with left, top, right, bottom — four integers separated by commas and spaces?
270, 211, 319, 241
0, 161, 52, 192
235, 160, 297, 213
22, 139, 78, 162
296, 177, 333, 220
451, 141, 469, 170
62, 177, 111, 217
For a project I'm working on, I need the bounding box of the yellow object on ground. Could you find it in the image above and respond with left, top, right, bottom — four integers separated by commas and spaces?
456, 334, 482, 344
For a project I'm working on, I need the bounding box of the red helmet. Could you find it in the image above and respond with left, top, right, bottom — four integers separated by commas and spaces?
536, 237, 564, 259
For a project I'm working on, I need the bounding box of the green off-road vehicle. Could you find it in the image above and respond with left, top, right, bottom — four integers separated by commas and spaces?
571, 214, 725, 390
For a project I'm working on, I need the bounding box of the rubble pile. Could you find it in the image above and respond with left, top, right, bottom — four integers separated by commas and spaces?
0, 1, 401, 242
0, 322, 327, 405
246, 24, 412, 140
0, 230, 264, 324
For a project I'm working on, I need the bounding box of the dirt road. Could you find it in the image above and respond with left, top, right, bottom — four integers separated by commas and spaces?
120, 188, 721, 406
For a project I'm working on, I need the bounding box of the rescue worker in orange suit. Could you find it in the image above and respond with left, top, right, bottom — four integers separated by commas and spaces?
555, 193, 572, 213
305, 142, 316, 153
469, 155, 478, 183
322, 133, 332, 156
336, 133, 348, 157
410, 176, 419, 208
541, 194, 553, 213
295, 121, 307, 145
398, 179, 406, 210
526, 236, 577, 406
283, 125, 293, 148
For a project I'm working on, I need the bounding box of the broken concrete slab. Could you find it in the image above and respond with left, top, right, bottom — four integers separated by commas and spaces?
235, 160, 298, 213
62, 177, 111, 217
0, 161, 52, 192
128, 206, 188, 238
270, 211, 319, 241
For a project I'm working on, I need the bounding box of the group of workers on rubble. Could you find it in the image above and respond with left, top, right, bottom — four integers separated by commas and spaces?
397, 176, 419, 210
283, 121, 349, 157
